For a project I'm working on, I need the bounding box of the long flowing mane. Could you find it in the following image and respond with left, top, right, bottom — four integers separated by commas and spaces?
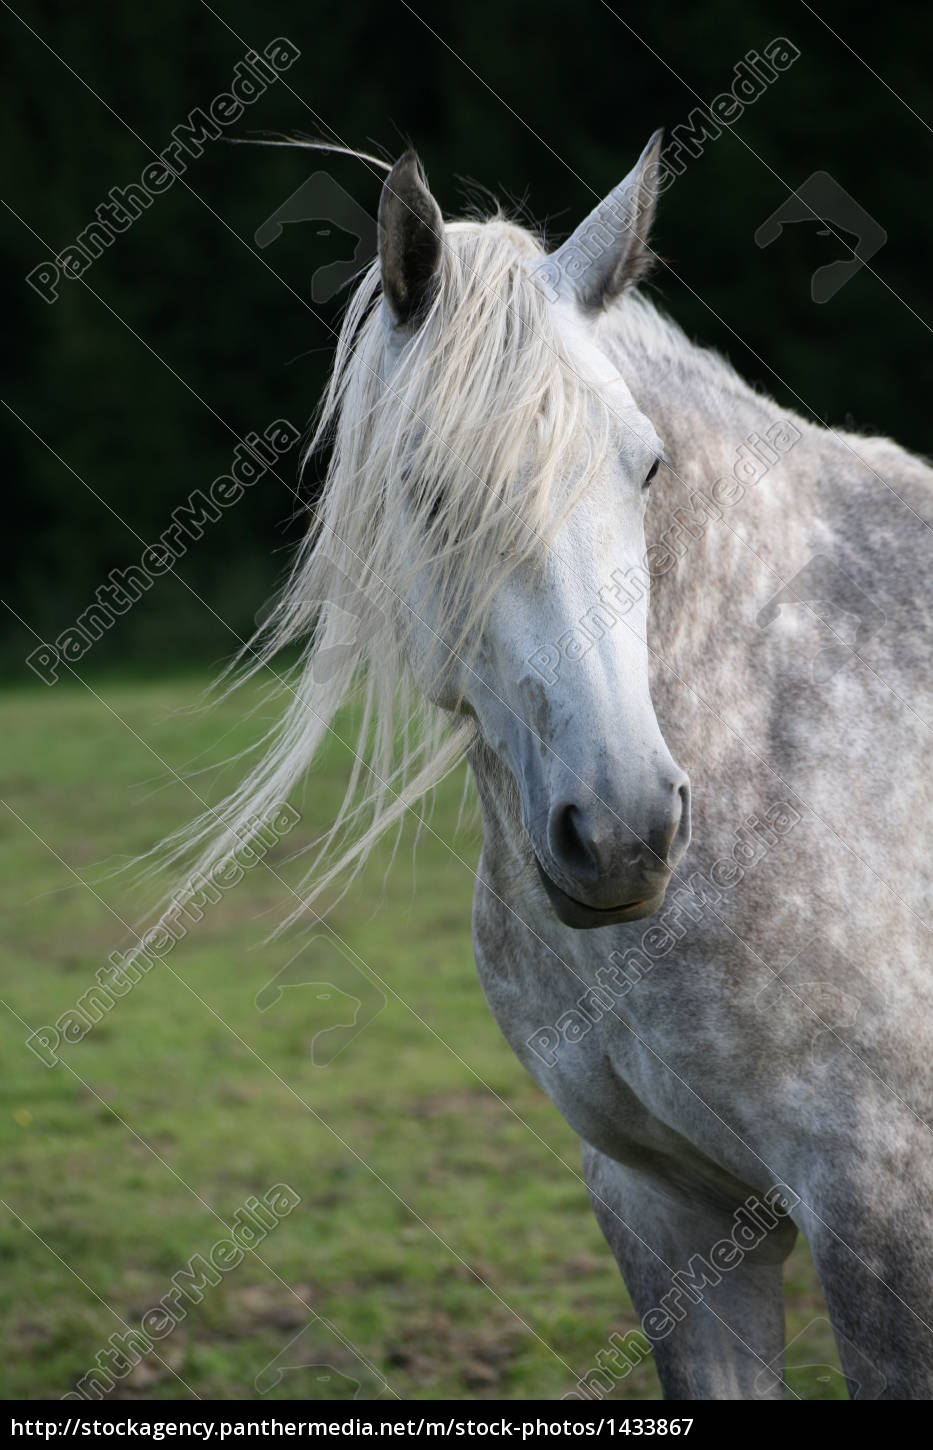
161, 212, 619, 919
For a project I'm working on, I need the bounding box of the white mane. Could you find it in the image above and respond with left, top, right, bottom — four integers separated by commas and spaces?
161, 213, 629, 919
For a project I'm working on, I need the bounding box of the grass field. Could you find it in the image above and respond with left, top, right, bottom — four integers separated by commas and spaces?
0, 674, 843, 1400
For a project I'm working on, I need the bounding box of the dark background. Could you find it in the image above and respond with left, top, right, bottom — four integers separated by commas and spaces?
2, 0, 928, 676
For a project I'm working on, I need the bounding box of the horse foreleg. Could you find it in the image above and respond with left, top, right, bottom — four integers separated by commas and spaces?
802, 1183, 933, 1399
580, 1142, 795, 1400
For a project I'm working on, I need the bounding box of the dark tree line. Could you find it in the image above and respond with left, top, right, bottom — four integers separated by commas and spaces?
3, 0, 928, 675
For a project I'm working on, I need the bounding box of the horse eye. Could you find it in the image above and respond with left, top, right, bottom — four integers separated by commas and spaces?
644, 459, 660, 488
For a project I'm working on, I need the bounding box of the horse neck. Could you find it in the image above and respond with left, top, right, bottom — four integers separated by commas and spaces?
602, 299, 817, 660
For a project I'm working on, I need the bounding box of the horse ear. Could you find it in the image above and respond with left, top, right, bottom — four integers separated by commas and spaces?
543, 130, 663, 309
378, 151, 444, 327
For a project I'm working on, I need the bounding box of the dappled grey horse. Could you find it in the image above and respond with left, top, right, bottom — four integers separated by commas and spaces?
192, 135, 932, 1398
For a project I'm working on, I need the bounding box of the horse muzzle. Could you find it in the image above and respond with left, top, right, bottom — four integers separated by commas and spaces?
529, 774, 691, 930
534, 860, 668, 928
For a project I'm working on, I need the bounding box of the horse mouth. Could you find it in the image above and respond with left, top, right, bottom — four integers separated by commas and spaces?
534, 860, 664, 930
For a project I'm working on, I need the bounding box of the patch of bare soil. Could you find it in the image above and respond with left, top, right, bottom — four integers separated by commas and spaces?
383, 1307, 524, 1393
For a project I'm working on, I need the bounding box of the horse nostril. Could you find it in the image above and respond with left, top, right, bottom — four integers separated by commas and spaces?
544, 775, 691, 894
668, 777, 691, 863
548, 801, 601, 879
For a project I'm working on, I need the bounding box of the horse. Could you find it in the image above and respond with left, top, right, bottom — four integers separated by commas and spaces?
179, 134, 932, 1398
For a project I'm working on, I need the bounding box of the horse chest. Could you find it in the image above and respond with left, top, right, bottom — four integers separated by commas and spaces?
472, 896, 685, 1164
